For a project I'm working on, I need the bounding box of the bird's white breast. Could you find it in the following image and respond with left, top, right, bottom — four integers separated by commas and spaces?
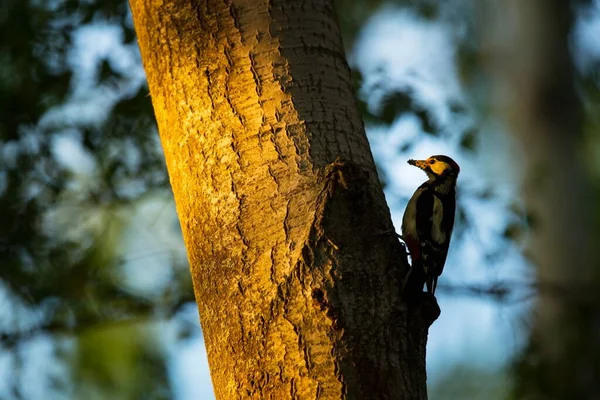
401, 189, 420, 239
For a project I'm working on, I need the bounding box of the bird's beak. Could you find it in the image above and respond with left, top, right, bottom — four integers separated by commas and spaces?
408, 159, 428, 170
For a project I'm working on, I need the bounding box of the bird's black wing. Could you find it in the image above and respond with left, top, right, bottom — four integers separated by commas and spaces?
415, 185, 434, 242
415, 187, 453, 280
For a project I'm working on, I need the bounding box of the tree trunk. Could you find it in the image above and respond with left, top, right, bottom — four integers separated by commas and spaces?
482, 1, 600, 398
130, 1, 435, 398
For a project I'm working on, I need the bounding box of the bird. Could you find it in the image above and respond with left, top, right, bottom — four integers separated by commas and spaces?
401, 155, 460, 295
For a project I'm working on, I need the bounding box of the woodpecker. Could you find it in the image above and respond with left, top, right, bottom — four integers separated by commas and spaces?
401, 155, 460, 295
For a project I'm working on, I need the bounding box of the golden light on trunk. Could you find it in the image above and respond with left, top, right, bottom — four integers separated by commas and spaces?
130, 0, 434, 398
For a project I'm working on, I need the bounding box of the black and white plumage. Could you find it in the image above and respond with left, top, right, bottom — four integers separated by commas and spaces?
401, 155, 460, 295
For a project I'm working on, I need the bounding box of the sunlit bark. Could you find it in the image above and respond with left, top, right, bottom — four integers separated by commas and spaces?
130, 0, 434, 399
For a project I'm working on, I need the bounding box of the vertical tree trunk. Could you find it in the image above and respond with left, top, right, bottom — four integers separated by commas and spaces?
483, 1, 600, 398
130, 1, 435, 398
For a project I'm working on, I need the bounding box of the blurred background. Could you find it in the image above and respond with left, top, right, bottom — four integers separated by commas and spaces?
1, 0, 600, 399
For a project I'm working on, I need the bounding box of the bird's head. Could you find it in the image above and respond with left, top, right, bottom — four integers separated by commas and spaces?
408, 155, 460, 183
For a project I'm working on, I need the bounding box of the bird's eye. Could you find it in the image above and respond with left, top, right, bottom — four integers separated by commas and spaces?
429, 159, 435, 164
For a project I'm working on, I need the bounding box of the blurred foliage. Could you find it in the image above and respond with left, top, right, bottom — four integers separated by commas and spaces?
429, 365, 510, 400
0, 0, 193, 398
74, 323, 172, 400
494, 1, 600, 399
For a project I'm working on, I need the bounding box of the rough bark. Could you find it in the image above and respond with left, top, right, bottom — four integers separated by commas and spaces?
482, 1, 600, 398
130, 1, 435, 398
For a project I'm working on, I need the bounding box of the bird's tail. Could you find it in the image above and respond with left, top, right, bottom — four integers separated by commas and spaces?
425, 275, 438, 295
404, 259, 425, 300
